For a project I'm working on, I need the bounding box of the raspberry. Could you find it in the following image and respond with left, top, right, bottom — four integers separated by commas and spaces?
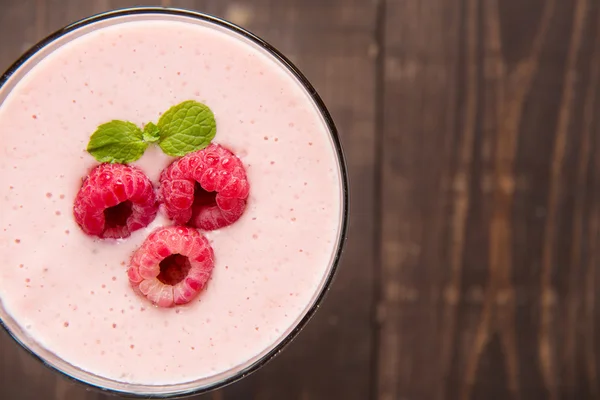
159, 144, 250, 230
73, 163, 158, 239
127, 226, 214, 307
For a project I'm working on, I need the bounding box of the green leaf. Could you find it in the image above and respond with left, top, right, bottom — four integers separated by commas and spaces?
143, 122, 161, 143
157, 100, 216, 157
87, 120, 148, 163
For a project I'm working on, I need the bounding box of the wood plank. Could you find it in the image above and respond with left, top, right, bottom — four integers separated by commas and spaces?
377, 0, 600, 399
0, 1, 81, 399
0, 1, 378, 399
208, 1, 378, 399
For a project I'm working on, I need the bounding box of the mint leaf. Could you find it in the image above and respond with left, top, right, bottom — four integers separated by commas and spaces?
143, 122, 160, 143
87, 120, 148, 163
157, 100, 216, 156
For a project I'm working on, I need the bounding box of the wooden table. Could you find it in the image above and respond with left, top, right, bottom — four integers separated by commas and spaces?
1, 0, 598, 399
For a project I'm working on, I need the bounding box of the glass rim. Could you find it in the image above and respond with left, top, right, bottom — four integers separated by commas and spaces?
0, 6, 349, 399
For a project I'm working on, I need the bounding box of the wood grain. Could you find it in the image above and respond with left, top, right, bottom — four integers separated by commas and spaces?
377, 0, 600, 399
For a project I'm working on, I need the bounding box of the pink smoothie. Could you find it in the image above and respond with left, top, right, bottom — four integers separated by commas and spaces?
0, 13, 343, 387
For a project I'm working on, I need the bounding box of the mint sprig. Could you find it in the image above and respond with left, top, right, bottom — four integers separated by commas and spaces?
86, 100, 217, 163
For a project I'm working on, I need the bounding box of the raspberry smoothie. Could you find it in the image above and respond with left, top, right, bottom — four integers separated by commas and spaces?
0, 10, 345, 394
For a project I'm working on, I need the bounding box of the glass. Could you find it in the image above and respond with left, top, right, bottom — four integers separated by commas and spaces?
0, 7, 348, 398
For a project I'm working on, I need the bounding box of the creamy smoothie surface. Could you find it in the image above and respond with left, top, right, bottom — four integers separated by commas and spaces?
0, 17, 342, 385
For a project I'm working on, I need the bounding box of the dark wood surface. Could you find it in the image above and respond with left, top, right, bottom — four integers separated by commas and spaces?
0, 0, 598, 399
